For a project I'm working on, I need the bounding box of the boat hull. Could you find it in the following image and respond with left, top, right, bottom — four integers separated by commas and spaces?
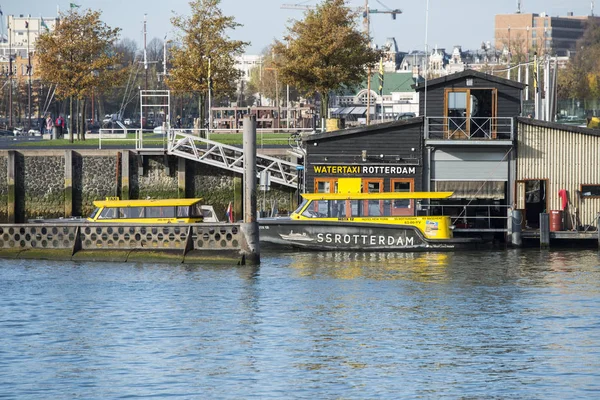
259, 218, 474, 251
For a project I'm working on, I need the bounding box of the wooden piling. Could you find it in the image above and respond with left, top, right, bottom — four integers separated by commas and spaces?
539, 212, 550, 248
242, 115, 260, 264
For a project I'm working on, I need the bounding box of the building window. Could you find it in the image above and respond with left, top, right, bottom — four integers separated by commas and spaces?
315, 178, 337, 193
444, 88, 498, 139
580, 184, 600, 198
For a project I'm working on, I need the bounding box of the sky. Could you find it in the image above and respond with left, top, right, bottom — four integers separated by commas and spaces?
3, 0, 596, 54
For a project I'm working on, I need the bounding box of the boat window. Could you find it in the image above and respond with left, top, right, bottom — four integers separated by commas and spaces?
98, 207, 118, 219
190, 204, 204, 218
293, 199, 309, 215
350, 200, 363, 217
302, 200, 329, 218
368, 200, 381, 216
145, 206, 176, 218
383, 200, 392, 216
331, 200, 345, 218
119, 207, 144, 219
178, 206, 190, 217
89, 208, 100, 219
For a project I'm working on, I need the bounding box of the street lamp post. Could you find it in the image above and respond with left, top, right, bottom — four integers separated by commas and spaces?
507, 25, 511, 79
526, 25, 530, 101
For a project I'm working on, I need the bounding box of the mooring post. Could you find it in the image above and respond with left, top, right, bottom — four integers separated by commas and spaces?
64, 150, 73, 217
121, 150, 130, 200
511, 208, 523, 247
597, 213, 600, 249
7, 150, 16, 223
241, 115, 260, 264
539, 212, 550, 248
177, 157, 186, 198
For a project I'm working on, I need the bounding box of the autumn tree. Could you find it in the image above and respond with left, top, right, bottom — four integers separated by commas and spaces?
273, 0, 380, 119
35, 8, 122, 142
246, 45, 300, 107
558, 19, 600, 106
168, 0, 247, 132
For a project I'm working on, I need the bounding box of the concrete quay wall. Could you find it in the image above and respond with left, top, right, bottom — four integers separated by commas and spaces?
0, 150, 296, 223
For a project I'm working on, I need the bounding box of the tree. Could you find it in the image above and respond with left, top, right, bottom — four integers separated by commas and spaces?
168, 0, 248, 132
246, 45, 300, 107
558, 20, 600, 105
273, 0, 380, 119
35, 8, 122, 142
114, 38, 138, 65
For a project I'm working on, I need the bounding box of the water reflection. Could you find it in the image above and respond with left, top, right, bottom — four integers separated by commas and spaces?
276, 250, 451, 281
1, 251, 600, 398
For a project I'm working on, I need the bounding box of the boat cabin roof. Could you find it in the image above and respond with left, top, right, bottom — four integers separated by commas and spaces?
92, 198, 203, 208
300, 192, 453, 201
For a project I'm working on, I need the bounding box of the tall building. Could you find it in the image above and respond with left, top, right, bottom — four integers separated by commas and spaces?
1, 15, 57, 58
495, 12, 600, 57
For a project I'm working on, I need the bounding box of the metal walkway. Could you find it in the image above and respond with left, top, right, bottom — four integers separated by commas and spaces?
167, 130, 301, 188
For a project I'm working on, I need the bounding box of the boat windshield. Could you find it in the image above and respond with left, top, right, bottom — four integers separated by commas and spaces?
88, 208, 100, 219
293, 199, 309, 215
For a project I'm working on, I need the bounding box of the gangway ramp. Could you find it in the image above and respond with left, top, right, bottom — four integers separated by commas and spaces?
167, 130, 301, 188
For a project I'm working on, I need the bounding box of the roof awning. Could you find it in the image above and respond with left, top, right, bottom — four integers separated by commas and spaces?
434, 180, 505, 199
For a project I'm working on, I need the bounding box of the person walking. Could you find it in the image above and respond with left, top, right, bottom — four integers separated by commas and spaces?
55, 116, 63, 137
45, 115, 54, 138
59, 116, 65, 138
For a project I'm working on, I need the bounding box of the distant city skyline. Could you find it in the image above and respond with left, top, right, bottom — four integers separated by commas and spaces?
2, 0, 596, 54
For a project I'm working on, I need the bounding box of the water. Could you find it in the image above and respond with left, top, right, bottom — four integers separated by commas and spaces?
1, 249, 600, 399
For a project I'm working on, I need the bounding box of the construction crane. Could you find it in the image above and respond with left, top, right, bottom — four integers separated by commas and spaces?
281, 1, 402, 36
281, 1, 401, 126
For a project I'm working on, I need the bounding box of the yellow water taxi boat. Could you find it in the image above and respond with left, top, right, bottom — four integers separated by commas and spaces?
87, 197, 215, 224
259, 191, 478, 250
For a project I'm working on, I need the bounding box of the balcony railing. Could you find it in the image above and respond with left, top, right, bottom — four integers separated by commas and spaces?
425, 117, 514, 141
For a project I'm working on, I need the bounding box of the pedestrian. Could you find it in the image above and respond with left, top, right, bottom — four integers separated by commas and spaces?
55, 115, 63, 137
46, 115, 54, 138
59, 116, 65, 137
176, 115, 182, 129
39, 117, 45, 135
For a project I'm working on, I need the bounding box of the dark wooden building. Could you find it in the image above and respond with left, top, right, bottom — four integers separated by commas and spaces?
300, 70, 526, 235
414, 70, 525, 234
303, 118, 424, 197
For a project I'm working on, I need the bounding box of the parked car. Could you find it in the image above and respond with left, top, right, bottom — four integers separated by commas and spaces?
395, 112, 416, 120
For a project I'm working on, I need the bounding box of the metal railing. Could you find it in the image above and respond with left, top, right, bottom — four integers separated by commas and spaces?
425, 117, 514, 140
167, 130, 300, 188
422, 203, 511, 232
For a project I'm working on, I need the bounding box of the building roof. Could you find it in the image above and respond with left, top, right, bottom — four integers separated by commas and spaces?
303, 117, 424, 142
414, 69, 526, 91
517, 117, 600, 137
337, 71, 420, 96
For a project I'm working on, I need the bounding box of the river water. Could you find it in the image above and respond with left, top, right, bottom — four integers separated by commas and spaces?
1, 249, 599, 399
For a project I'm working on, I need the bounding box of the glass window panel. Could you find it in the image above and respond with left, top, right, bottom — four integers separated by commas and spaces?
448, 92, 467, 109
145, 207, 161, 218
99, 207, 117, 219
317, 181, 331, 193
350, 200, 363, 217
120, 207, 144, 219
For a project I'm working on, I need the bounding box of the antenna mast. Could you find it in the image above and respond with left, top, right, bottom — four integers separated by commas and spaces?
517, 0, 521, 14
143, 14, 148, 91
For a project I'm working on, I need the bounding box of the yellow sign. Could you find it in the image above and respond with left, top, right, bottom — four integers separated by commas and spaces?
313, 165, 416, 175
